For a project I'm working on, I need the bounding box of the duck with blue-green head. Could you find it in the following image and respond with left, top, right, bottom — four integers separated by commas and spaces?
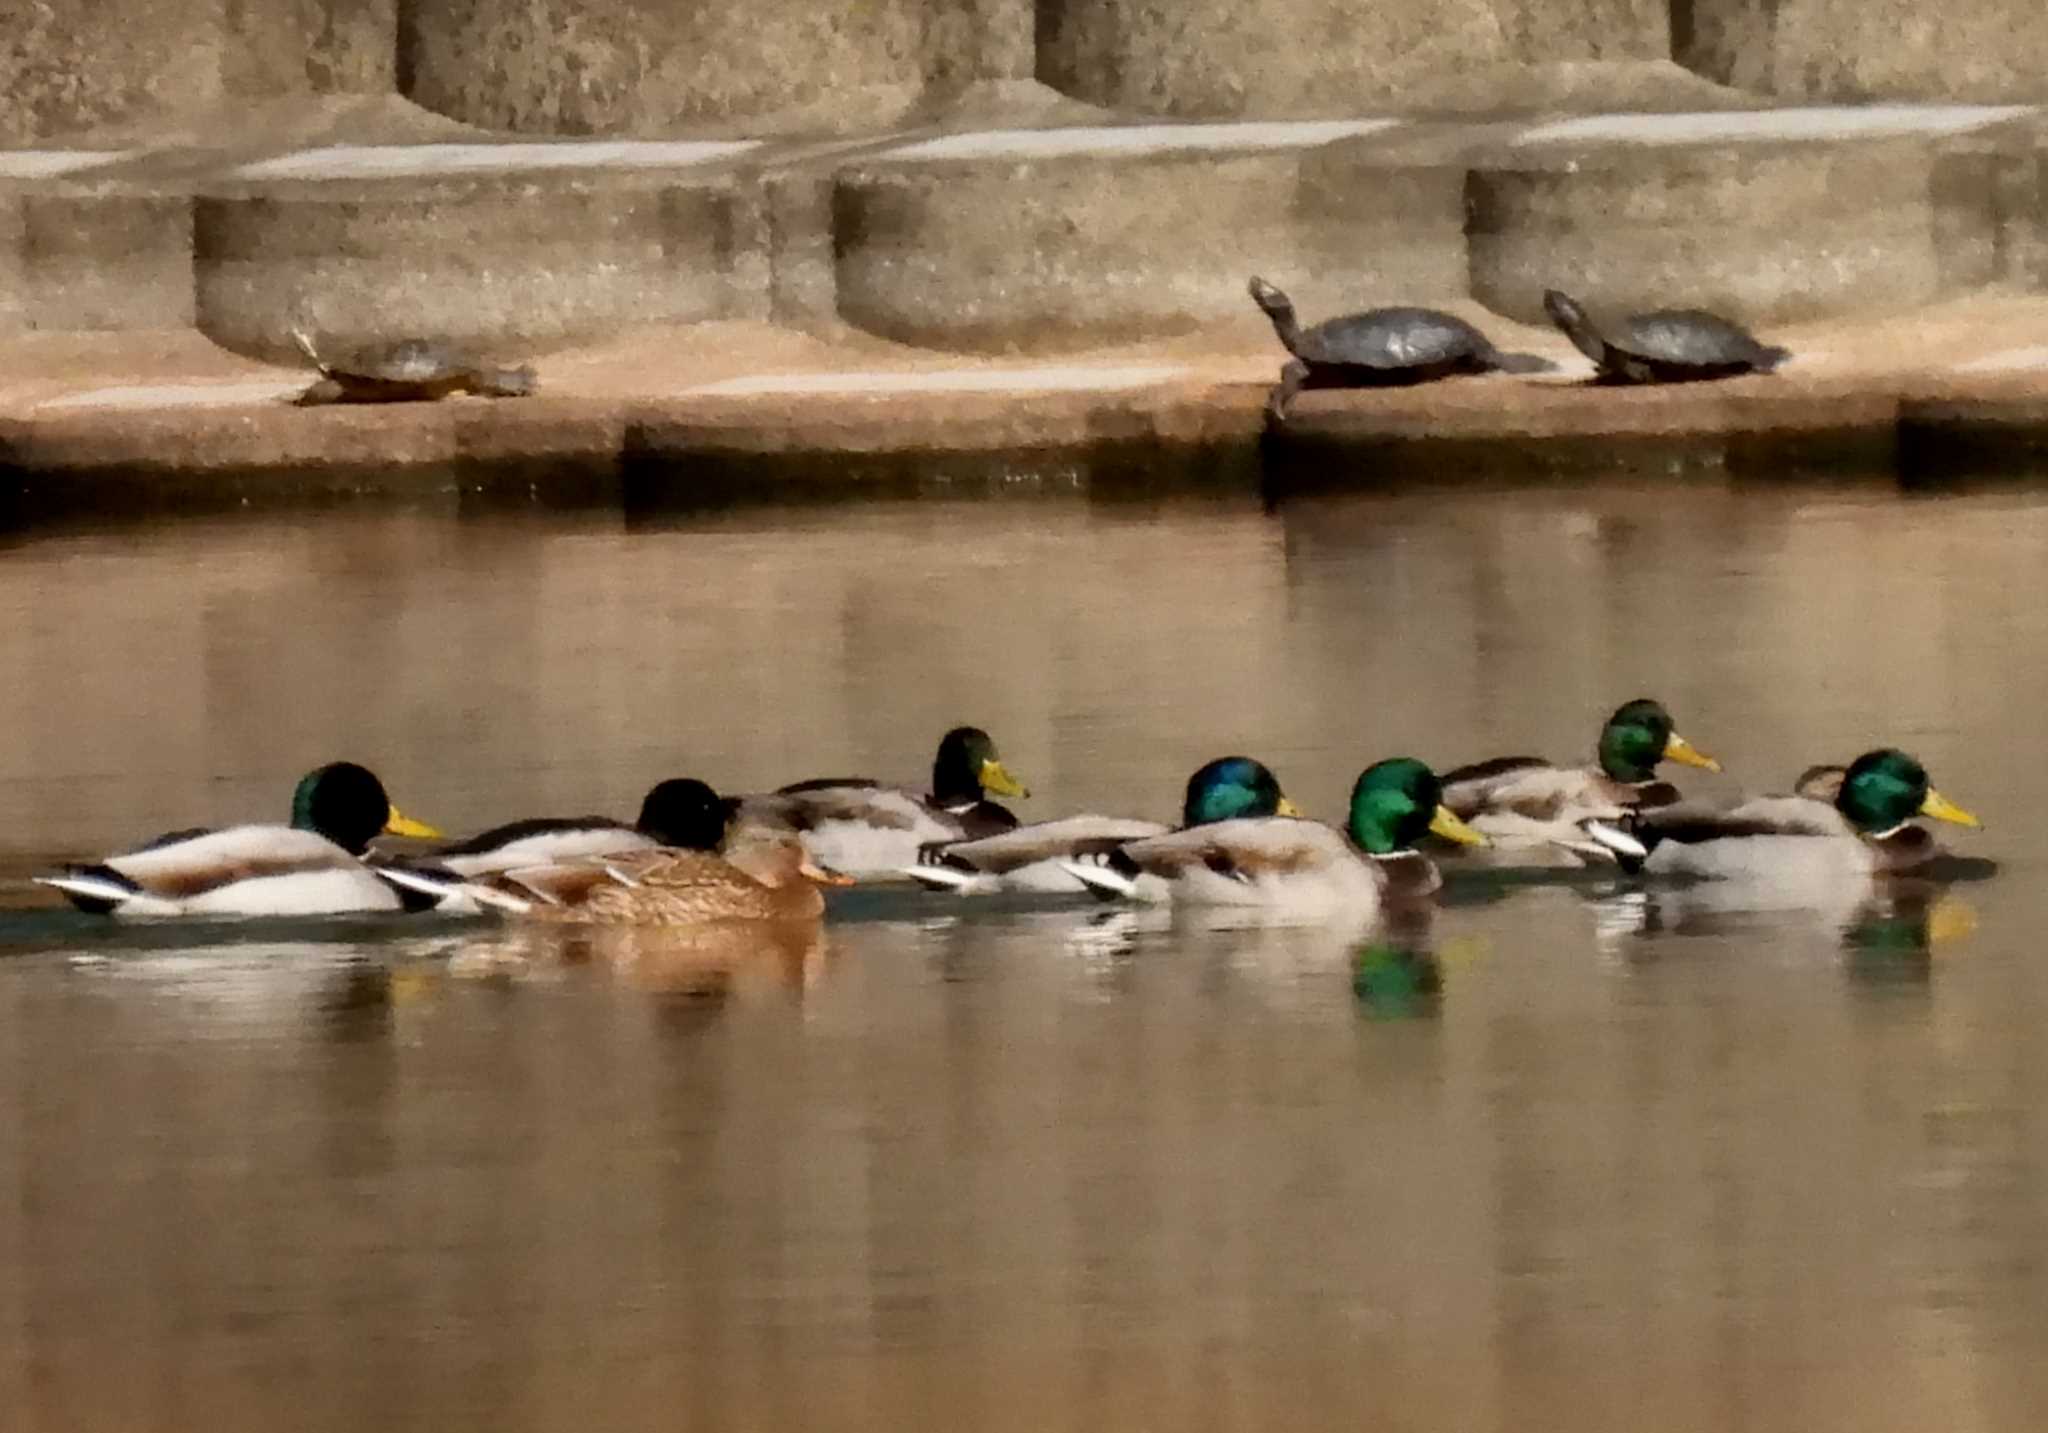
1066, 757, 1489, 920
912, 754, 1301, 895
1436, 697, 1722, 865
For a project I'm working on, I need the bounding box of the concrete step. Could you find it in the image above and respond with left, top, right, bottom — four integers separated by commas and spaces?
1, 95, 2046, 357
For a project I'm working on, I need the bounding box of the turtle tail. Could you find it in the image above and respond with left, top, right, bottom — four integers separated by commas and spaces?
1755, 344, 1792, 373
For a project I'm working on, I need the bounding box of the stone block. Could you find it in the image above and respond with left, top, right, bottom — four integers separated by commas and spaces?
1468, 138, 1994, 326
833, 133, 1466, 351
1035, 0, 1666, 119
1675, 0, 2048, 102
398, 0, 1032, 134
193, 172, 757, 361
0, 1, 396, 143
19, 192, 196, 330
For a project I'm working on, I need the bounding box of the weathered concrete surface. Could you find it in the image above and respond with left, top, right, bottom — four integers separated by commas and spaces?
399, 0, 1037, 135
1468, 139, 1994, 325
5, 102, 2048, 353
1676, 0, 2048, 103
193, 169, 762, 362
1036, 0, 1668, 118
9, 301, 2048, 503
0, 0, 396, 144
833, 129, 1461, 350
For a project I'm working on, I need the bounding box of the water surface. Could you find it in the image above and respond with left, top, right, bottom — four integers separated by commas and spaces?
3, 479, 2046, 1432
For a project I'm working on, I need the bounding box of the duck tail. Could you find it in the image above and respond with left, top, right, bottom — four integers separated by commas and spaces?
374, 864, 534, 915
35, 864, 151, 915
1059, 857, 1139, 901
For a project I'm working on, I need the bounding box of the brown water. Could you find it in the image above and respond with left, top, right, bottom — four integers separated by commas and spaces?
3, 481, 2047, 1432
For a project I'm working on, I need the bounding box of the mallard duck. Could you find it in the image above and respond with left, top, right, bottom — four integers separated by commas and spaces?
1631, 748, 1980, 884
36, 762, 440, 917
381, 777, 735, 914
730, 725, 1029, 880
1057, 757, 1488, 918
397, 828, 851, 925
1436, 697, 1721, 863
906, 755, 1301, 894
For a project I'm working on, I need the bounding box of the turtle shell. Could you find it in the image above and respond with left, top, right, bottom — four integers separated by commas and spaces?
1608, 311, 1780, 369
1295, 308, 1490, 371
325, 338, 474, 383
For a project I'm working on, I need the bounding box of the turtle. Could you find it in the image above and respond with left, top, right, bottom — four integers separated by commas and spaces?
1247, 275, 1553, 421
290, 329, 538, 406
1541, 290, 1789, 385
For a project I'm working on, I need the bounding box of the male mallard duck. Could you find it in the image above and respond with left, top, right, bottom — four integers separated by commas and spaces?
382, 778, 734, 913
906, 755, 1301, 894
399, 829, 851, 926
431, 778, 730, 875
1630, 748, 1980, 883
36, 762, 440, 917
1058, 757, 1488, 918
730, 725, 1029, 880
1436, 697, 1721, 863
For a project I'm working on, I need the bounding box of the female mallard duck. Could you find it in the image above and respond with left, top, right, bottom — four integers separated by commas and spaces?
1436, 697, 1721, 863
36, 762, 440, 917
1057, 757, 1488, 918
906, 755, 1301, 894
407, 828, 851, 925
1630, 748, 1980, 883
731, 725, 1029, 880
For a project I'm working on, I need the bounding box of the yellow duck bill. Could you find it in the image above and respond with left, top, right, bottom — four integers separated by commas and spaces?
1919, 788, 1982, 829
383, 806, 443, 839
1662, 732, 1722, 773
1429, 804, 1491, 847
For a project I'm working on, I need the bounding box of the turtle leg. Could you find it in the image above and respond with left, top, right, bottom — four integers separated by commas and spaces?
1267, 360, 1308, 423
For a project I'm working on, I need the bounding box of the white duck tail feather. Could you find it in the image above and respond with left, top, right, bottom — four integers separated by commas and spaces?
1583, 820, 1649, 861
1059, 860, 1141, 899
902, 863, 987, 892
35, 874, 183, 917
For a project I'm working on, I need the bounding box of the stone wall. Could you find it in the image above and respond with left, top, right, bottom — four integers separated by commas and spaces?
7, 0, 2048, 142
0, 0, 395, 144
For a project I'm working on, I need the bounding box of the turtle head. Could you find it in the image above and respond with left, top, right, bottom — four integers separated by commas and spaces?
1838, 749, 1980, 835
933, 726, 1028, 804
1542, 289, 1607, 365
1348, 758, 1489, 856
1247, 276, 1292, 317
1597, 698, 1720, 783
637, 778, 730, 851
1247, 277, 1304, 354
291, 761, 440, 854
1182, 756, 1300, 826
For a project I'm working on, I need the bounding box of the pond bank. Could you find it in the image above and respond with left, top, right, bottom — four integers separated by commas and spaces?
6, 296, 2048, 516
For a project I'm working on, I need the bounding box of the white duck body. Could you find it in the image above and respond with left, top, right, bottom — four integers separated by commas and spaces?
38, 825, 404, 918
906, 815, 1171, 894
1088, 816, 1407, 920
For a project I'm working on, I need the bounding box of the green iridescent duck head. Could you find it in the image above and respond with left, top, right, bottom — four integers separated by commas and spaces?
1348, 758, 1489, 856
931, 727, 1029, 804
1181, 756, 1300, 826
290, 761, 440, 855
1597, 698, 1721, 784
1837, 749, 1980, 835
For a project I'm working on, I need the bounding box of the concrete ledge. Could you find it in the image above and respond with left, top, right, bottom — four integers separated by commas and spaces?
11, 304, 2048, 514
831, 122, 1461, 350
192, 171, 760, 361
1467, 108, 2037, 324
